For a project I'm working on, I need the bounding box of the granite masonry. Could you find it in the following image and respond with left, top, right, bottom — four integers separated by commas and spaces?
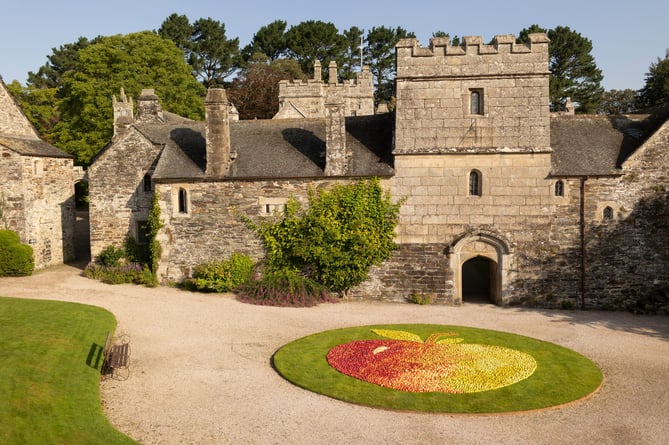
87, 33, 669, 310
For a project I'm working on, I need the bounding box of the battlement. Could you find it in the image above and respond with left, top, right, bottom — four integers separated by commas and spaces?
396, 33, 549, 79
274, 61, 374, 119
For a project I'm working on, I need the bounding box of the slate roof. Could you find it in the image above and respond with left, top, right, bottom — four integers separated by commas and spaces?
0, 135, 73, 158
550, 114, 650, 176
143, 114, 394, 181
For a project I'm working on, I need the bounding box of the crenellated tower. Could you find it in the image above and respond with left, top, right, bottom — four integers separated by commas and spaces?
394, 33, 550, 154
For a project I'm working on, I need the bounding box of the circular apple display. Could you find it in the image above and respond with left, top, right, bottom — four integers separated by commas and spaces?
326, 329, 537, 393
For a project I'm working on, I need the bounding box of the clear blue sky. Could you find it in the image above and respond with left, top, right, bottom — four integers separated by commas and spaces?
1, 0, 667, 90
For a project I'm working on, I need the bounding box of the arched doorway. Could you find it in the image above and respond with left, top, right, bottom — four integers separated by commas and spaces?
462, 256, 496, 303
448, 232, 511, 306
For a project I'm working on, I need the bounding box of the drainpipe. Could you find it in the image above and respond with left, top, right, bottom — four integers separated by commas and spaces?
579, 177, 587, 309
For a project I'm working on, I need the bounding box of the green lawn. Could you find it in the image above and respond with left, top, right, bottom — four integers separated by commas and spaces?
273, 324, 603, 413
0, 297, 137, 444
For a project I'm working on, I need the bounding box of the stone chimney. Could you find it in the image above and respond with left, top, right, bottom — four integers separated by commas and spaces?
313, 60, 322, 81
112, 88, 133, 136
205, 88, 233, 177
324, 91, 350, 176
135, 89, 164, 123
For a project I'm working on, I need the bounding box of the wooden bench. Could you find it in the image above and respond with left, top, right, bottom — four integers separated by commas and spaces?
102, 332, 130, 380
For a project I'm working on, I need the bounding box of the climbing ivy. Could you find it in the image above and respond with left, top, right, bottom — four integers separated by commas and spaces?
147, 192, 164, 274
248, 178, 402, 295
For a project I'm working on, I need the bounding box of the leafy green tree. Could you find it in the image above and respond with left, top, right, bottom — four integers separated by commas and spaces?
54, 31, 205, 165
227, 53, 303, 119
366, 26, 415, 104
156, 13, 193, 50
636, 50, 669, 108
27, 37, 99, 89
247, 178, 402, 295
341, 26, 365, 80
597, 89, 638, 114
241, 20, 289, 62
519, 25, 604, 113
285, 20, 347, 77
190, 18, 240, 87
158, 14, 240, 87
6, 81, 60, 141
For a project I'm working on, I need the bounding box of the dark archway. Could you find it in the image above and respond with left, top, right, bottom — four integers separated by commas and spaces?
462, 256, 496, 303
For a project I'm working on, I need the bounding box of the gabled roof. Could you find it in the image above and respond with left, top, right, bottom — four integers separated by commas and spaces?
0, 78, 73, 159
143, 114, 394, 181
550, 114, 649, 176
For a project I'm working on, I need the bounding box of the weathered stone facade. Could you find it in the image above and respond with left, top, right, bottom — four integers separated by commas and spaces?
0, 78, 75, 269
274, 61, 375, 119
88, 33, 669, 311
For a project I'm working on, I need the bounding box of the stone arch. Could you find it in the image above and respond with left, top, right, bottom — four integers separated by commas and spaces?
449, 232, 511, 305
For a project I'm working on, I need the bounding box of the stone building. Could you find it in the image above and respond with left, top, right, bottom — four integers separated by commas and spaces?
88, 33, 669, 310
273, 61, 375, 119
0, 77, 76, 269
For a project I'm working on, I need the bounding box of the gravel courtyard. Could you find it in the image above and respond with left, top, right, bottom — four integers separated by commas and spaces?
1, 263, 667, 445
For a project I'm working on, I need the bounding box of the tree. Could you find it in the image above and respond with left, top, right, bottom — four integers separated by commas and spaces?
54, 31, 205, 165
366, 26, 415, 105
241, 20, 288, 62
519, 25, 604, 113
27, 36, 99, 89
285, 20, 347, 77
341, 26, 365, 80
637, 50, 669, 108
598, 89, 638, 114
190, 18, 240, 87
158, 14, 240, 87
227, 53, 303, 119
6, 81, 60, 142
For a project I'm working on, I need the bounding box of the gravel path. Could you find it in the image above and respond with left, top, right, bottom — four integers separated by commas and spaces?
1, 264, 668, 445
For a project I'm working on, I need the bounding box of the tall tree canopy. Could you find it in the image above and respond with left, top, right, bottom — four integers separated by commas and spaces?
241, 20, 289, 62
53, 31, 204, 165
27, 37, 99, 89
636, 50, 669, 108
285, 20, 347, 77
519, 25, 604, 113
158, 14, 240, 87
366, 26, 415, 105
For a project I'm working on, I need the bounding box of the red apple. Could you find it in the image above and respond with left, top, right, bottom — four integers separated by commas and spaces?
326, 330, 536, 393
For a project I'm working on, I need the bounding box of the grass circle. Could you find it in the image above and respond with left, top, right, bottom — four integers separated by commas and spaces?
273, 324, 603, 413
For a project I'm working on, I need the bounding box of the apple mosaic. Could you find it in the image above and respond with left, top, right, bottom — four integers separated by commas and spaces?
327, 329, 537, 393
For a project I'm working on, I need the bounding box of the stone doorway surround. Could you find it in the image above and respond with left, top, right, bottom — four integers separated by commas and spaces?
449, 232, 511, 305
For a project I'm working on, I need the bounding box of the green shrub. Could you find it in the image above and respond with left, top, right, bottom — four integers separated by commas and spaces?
408, 291, 435, 305
98, 245, 124, 267
0, 230, 34, 276
124, 236, 149, 264
236, 268, 337, 307
186, 253, 254, 293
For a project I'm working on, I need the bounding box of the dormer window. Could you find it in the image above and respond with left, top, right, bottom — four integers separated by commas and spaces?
470, 89, 484, 115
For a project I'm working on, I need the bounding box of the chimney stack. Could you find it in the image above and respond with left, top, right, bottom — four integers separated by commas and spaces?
135, 89, 164, 123
324, 91, 349, 176
112, 88, 133, 136
205, 88, 233, 177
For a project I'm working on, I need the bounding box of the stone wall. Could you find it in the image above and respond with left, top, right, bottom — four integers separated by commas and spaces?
274, 62, 375, 119
155, 178, 348, 282
395, 34, 550, 153
88, 130, 160, 259
1, 147, 75, 269
581, 120, 669, 309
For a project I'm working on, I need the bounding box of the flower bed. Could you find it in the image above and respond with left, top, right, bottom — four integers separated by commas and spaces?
273, 324, 603, 413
